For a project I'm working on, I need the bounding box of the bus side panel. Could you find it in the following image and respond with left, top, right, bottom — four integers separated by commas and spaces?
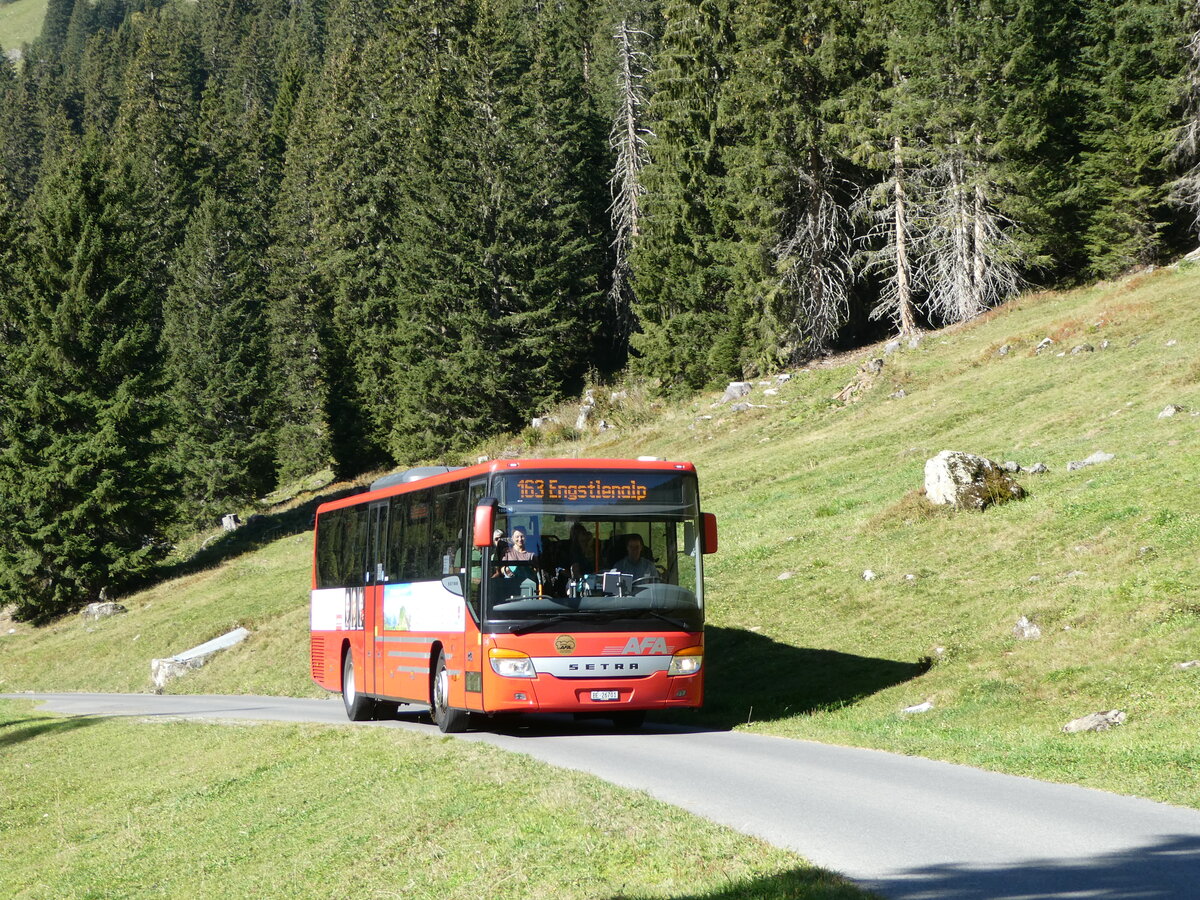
376, 581, 468, 706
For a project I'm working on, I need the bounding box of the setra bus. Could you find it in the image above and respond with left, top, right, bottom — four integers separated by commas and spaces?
309, 457, 717, 731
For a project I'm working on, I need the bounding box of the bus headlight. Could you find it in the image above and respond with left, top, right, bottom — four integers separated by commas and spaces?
489, 648, 535, 678
668, 646, 703, 676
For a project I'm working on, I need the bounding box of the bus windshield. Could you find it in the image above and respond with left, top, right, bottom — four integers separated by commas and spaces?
483, 471, 704, 632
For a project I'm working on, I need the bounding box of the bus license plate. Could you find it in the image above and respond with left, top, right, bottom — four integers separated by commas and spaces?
591, 690, 619, 702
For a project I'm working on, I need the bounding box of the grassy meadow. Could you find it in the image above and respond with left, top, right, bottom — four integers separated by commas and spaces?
0, 701, 863, 899
3, 263, 1200, 828
0, 0, 46, 52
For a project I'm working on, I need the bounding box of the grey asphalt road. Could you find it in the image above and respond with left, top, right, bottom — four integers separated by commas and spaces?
7, 692, 1200, 898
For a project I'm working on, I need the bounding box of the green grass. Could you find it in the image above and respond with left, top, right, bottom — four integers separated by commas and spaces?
0, 0, 47, 52
4, 265, 1200, 816
0, 701, 865, 899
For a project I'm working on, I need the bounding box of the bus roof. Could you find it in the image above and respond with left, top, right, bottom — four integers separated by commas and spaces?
315, 458, 698, 515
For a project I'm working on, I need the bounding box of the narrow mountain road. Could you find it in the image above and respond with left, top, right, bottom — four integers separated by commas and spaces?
9, 692, 1200, 898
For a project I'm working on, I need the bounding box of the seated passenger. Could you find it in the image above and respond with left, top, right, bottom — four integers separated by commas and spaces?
569, 521, 596, 580
612, 534, 657, 581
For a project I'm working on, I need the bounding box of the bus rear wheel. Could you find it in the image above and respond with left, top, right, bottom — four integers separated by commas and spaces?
342, 647, 375, 722
431, 652, 469, 733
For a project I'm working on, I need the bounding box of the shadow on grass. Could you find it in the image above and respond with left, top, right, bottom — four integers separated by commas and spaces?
0, 715, 108, 749
152, 485, 364, 585
675, 626, 930, 729
608, 866, 871, 899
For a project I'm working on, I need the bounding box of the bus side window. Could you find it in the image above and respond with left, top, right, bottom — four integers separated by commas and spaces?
386, 494, 408, 583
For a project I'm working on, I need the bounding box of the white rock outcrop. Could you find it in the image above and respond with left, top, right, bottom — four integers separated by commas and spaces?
1062, 710, 1126, 733
924, 451, 1026, 510
151, 627, 250, 690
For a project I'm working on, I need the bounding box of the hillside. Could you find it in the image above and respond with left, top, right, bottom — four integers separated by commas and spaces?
0, 0, 45, 53
4, 264, 1200, 808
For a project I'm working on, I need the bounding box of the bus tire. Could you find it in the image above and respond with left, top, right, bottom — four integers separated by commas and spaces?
611, 710, 646, 730
431, 652, 469, 733
342, 647, 374, 722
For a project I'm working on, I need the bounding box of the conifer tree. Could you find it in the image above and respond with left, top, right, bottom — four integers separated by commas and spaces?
632, 0, 738, 388
0, 139, 173, 623
266, 78, 339, 482
723, 0, 861, 365
162, 191, 275, 516
1076, 0, 1184, 276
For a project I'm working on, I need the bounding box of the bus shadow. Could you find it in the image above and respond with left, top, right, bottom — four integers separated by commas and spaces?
152, 486, 363, 584
673, 625, 930, 730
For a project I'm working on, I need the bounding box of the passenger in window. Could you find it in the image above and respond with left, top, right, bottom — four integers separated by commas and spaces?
569, 521, 596, 579
612, 534, 657, 581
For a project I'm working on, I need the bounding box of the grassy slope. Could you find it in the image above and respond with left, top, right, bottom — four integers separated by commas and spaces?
3, 265, 1199, 810
0, 0, 46, 51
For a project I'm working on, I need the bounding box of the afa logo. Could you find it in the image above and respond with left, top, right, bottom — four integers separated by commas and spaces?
622, 636, 669, 655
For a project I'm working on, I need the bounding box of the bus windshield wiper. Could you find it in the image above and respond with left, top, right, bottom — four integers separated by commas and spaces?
631, 608, 693, 632
509, 611, 622, 635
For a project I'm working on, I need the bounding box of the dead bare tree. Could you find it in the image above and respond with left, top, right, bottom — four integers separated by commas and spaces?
608, 20, 652, 337
854, 133, 923, 336
1172, 2, 1200, 239
921, 137, 1022, 324
771, 153, 854, 360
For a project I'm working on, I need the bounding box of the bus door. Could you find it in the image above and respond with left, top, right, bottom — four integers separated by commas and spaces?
463, 479, 487, 709
365, 500, 389, 696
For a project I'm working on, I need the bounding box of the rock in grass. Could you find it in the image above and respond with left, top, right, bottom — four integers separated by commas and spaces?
924, 450, 1026, 510
720, 381, 753, 404
1062, 710, 1126, 733
82, 602, 126, 621
1158, 405, 1186, 418
1066, 451, 1114, 472
903, 701, 934, 714
1028, 462, 1049, 474
1175, 660, 1200, 670
1013, 616, 1042, 640
862, 569, 878, 581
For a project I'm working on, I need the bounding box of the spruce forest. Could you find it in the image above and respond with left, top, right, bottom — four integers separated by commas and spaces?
0, 0, 1196, 622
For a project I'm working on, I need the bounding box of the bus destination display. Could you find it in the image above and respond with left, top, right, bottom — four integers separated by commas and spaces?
516, 477, 649, 502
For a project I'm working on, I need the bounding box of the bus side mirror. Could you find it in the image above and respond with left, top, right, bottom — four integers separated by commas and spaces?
701, 512, 718, 554
473, 499, 499, 548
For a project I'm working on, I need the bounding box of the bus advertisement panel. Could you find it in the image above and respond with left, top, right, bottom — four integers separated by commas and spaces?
310, 458, 717, 732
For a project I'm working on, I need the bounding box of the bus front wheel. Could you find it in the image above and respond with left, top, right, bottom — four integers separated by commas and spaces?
342, 647, 375, 722
431, 652, 469, 733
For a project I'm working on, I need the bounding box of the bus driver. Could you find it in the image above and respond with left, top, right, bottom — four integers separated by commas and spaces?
613, 534, 657, 581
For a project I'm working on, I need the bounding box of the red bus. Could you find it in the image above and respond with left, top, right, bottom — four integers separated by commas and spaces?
310, 457, 717, 731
